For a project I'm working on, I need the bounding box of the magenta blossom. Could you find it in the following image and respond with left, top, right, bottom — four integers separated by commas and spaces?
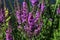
41, 0, 45, 12
15, 10, 21, 24
57, 5, 60, 15
0, 8, 5, 23
38, 0, 45, 12
21, 1, 28, 23
34, 10, 40, 22
6, 28, 13, 40
28, 12, 34, 26
30, 0, 39, 6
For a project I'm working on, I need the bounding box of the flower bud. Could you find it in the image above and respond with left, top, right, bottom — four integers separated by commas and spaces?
0, 8, 5, 23
21, 1, 28, 23
15, 10, 21, 24
30, 0, 39, 6
28, 12, 34, 26
6, 28, 13, 40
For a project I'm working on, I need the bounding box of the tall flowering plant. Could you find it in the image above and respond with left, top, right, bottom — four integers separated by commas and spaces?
6, 22, 13, 40
0, 8, 5, 23
14, 0, 44, 39
0, 0, 60, 40
0, 0, 12, 40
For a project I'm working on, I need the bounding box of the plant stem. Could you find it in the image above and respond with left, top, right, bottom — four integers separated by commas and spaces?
53, 0, 59, 12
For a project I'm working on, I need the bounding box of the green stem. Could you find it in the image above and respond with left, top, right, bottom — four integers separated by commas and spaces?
53, 0, 59, 12
59, 18, 60, 29
8, 0, 14, 13
28, 0, 31, 12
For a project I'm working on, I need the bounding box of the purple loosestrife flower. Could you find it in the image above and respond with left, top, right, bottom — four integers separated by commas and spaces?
6, 28, 13, 40
18, 25, 22, 29
41, 0, 45, 12
38, 0, 45, 12
21, 1, 28, 23
24, 23, 43, 37
34, 21, 43, 35
57, 8, 60, 14
57, 4, 60, 15
0, 8, 4, 23
30, 0, 39, 6
24, 25, 33, 37
39, 20, 43, 28
34, 10, 40, 22
41, 3, 45, 11
28, 12, 34, 26
15, 10, 21, 24
24, 25, 30, 32
24, 25, 32, 33
34, 25, 40, 35
24, 17, 43, 37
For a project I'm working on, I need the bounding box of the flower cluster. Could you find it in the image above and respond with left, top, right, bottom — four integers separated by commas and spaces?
15, 10, 21, 24
0, 8, 5, 23
6, 28, 13, 40
21, 1, 28, 23
1, 0, 60, 40
15, 0, 44, 37
6, 21, 13, 40
30, 0, 39, 6
57, 4, 60, 15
